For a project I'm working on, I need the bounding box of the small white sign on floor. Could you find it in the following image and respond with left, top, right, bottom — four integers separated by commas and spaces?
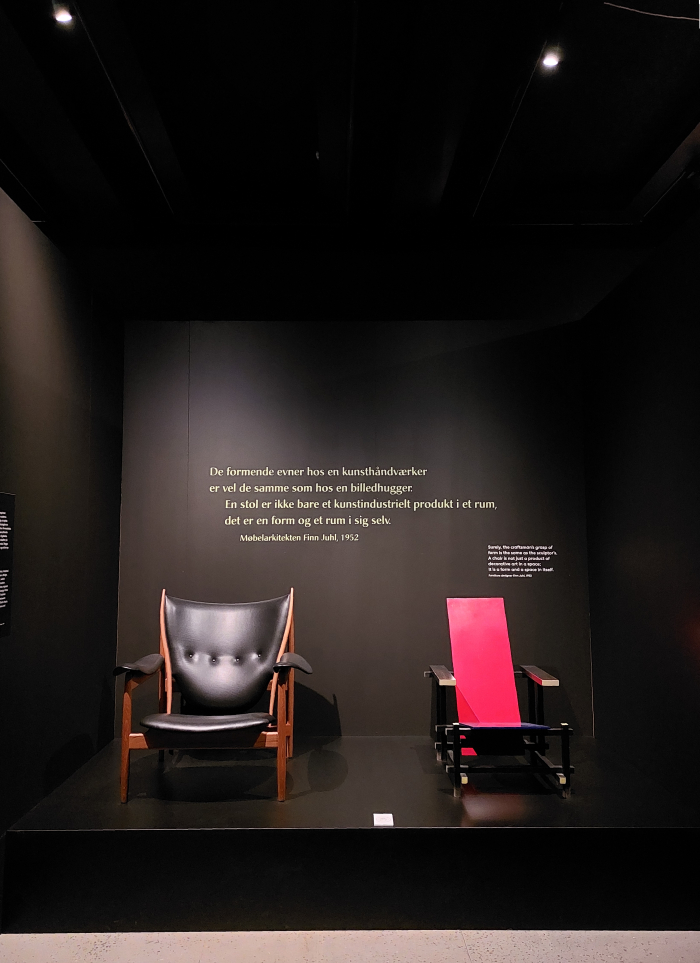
373, 813, 394, 827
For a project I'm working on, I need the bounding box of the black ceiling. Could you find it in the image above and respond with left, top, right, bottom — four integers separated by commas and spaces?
1, 0, 700, 251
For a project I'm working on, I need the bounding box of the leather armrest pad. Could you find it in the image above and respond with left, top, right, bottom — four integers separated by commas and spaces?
113, 653, 164, 677
274, 652, 312, 674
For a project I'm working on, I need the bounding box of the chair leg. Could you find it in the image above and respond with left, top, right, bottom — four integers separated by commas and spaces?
561, 723, 571, 797
277, 675, 288, 801
277, 733, 287, 801
120, 743, 130, 803
287, 668, 294, 758
120, 676, 133, 803
452, 724, 462, 798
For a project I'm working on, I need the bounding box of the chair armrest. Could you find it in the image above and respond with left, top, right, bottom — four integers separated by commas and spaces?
520, 664, 559, 687
425, 664, 456, 686
274, 652, 312, 674
113, 654, 164, 677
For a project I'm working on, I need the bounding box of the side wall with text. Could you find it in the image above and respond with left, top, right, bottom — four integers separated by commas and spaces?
0, 189, 122, 835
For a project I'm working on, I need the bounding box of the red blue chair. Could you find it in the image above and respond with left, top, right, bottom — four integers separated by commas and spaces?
426, 597, 572, 796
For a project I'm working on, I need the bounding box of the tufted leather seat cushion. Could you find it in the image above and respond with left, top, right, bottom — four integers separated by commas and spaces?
142, 711, 273, 733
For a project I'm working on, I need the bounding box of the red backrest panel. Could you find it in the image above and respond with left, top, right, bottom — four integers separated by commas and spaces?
447, 597, 521, 726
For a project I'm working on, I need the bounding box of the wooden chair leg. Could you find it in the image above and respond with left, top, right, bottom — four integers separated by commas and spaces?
277, 736, 287, 801
120, 676, 133, 803
277, 677, 287, 801
287, 618, 295, 758
120, 744, 130, 803
287, 667, 294, 758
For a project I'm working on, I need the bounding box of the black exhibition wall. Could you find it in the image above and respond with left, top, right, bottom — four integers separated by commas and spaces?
78, 239, 649, 327
583, 210, 700, 793
0, 188, 123, 835
118, 320, 593, 738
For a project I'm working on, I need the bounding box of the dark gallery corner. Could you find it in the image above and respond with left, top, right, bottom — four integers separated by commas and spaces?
0, 0, 700, 941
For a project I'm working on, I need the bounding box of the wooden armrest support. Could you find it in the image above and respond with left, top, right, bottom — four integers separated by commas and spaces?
126, 671, 160, 691
520, 664, 559, 686
427, 664, 456, 686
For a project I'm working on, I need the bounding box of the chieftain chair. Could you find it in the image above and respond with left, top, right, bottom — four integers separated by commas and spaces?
114, 588, 311, 802
425, 597, 573, 797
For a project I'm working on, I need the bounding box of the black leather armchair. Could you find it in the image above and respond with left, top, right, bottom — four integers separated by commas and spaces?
114, 588, 310, 802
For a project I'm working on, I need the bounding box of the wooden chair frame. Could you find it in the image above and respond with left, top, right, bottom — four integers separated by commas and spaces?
426, 662, 573, 797
120, 588, 296, 803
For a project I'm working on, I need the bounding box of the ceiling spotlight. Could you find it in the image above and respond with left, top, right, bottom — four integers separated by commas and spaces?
52, 2, 73, 23
542, 50, 560, 68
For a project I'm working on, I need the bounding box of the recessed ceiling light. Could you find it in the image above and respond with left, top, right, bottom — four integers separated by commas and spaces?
52, 3, 73, 23
542, 51, 560, 68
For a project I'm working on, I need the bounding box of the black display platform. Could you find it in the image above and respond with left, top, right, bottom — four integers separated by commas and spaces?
3, 736, 699, 932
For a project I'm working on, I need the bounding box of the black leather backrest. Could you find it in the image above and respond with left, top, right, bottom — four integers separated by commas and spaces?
164, 593, 290, 713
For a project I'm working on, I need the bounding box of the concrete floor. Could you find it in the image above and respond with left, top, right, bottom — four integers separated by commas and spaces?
0, 931, 697, 962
